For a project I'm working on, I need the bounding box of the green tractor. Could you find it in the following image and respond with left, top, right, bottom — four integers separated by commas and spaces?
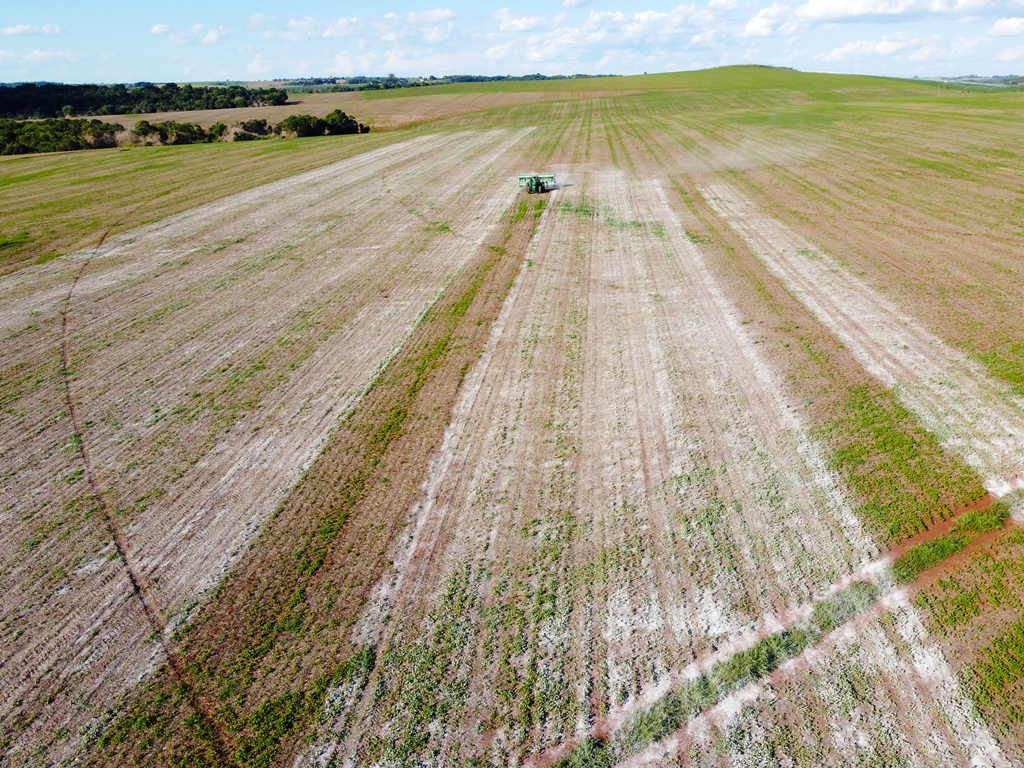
519, 174, 556, 194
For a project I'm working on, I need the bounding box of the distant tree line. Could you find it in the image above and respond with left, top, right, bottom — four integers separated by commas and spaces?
444, 73, 619, 82
136, 110, 367, 144
0, 117, 123, 155
0, 82, 289, 119
132, 120, 228, 145
0, 109, 369, 154
319, 72, 620, 93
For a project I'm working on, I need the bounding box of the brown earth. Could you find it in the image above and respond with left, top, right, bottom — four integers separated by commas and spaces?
89, 177, 548, 768
302, 122, 997, 765
98, 89, 632, 132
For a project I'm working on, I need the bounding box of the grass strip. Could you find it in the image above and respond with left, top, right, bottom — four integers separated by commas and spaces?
892, 536, 968, 583
555, 582, 879, 766
820, 384, 985, 542
953, 503, 1011, 534
892, 502, 1010, 583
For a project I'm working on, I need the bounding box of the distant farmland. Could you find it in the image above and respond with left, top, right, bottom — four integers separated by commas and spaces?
3, 66, 1024, 767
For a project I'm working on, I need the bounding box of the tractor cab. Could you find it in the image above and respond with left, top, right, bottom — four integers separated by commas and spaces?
518, 174, 556, 194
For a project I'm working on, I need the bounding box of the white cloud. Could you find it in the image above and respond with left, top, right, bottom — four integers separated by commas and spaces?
485, 41, 516, 60
996, 44, 1024, 59
279, 17, 321, 40
818, 31, 921, 59
165, 23, 229, 45
373, 9, 456, 43
2, 24, 61, 36
579, 6, 715, 43
333, 51, 378, 73
409, 9, 457, 24
563, 0, 591, 6
201, 27, 229, 44
248, 14, 270, 29
742, 4, 798, 37
247, 54, 273, 73
490, 3, 724, 68
988, 17, 1024, 35
21, 49, 82, 63
795, 0, 992, 23
815, 28, 980, 62
906, 34, 978, 59
497, 9, 548, 32
323, 17, 361, 38
690, 29, 720, 45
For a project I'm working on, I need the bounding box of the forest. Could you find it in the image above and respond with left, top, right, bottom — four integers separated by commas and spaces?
0, 82, 288, 119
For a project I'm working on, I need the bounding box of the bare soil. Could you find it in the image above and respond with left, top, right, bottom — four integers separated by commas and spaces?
98, 89, 631, 132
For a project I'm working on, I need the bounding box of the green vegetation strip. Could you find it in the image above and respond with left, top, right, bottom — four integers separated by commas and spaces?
892, 502, 1010, 583
911, 493, 1024, 742
976, 340, 1024, 398
818, 384, 985, 543
555, 582, 879, 766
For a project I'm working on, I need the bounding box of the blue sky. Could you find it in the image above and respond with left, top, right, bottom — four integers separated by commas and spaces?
2, 0, 1024, 83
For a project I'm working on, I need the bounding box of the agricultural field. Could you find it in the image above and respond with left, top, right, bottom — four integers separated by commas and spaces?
3, 67, 1024, 766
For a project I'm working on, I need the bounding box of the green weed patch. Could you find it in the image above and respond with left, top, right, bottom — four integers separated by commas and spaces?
953, 502, 1010, 534
976, 341, 1024, 397
892, 535, 968, 583
820, 384, 984, 542
893, 502, 1010, 583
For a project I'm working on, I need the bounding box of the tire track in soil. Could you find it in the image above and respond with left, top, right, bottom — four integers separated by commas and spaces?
541, 528, 1009, 768
619, 593, 1010, 767
325, 158, 888, 766
57, 215, 237, 765
90, 136, 546, 768
302, 205, 557, 767
322, 185, 580, 765
316, 122, 595, 766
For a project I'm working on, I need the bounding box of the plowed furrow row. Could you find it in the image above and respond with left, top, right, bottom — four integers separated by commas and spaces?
702, 182, 1024, 497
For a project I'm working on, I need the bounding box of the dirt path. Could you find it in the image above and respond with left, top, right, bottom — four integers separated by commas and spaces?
0, 128, 533, 765
701, 182, 1024, 499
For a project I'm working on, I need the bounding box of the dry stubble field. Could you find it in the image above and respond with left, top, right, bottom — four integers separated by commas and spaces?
3, 67, 1024, 767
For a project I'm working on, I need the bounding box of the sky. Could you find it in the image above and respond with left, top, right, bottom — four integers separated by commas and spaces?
2, 0, 1024, 83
